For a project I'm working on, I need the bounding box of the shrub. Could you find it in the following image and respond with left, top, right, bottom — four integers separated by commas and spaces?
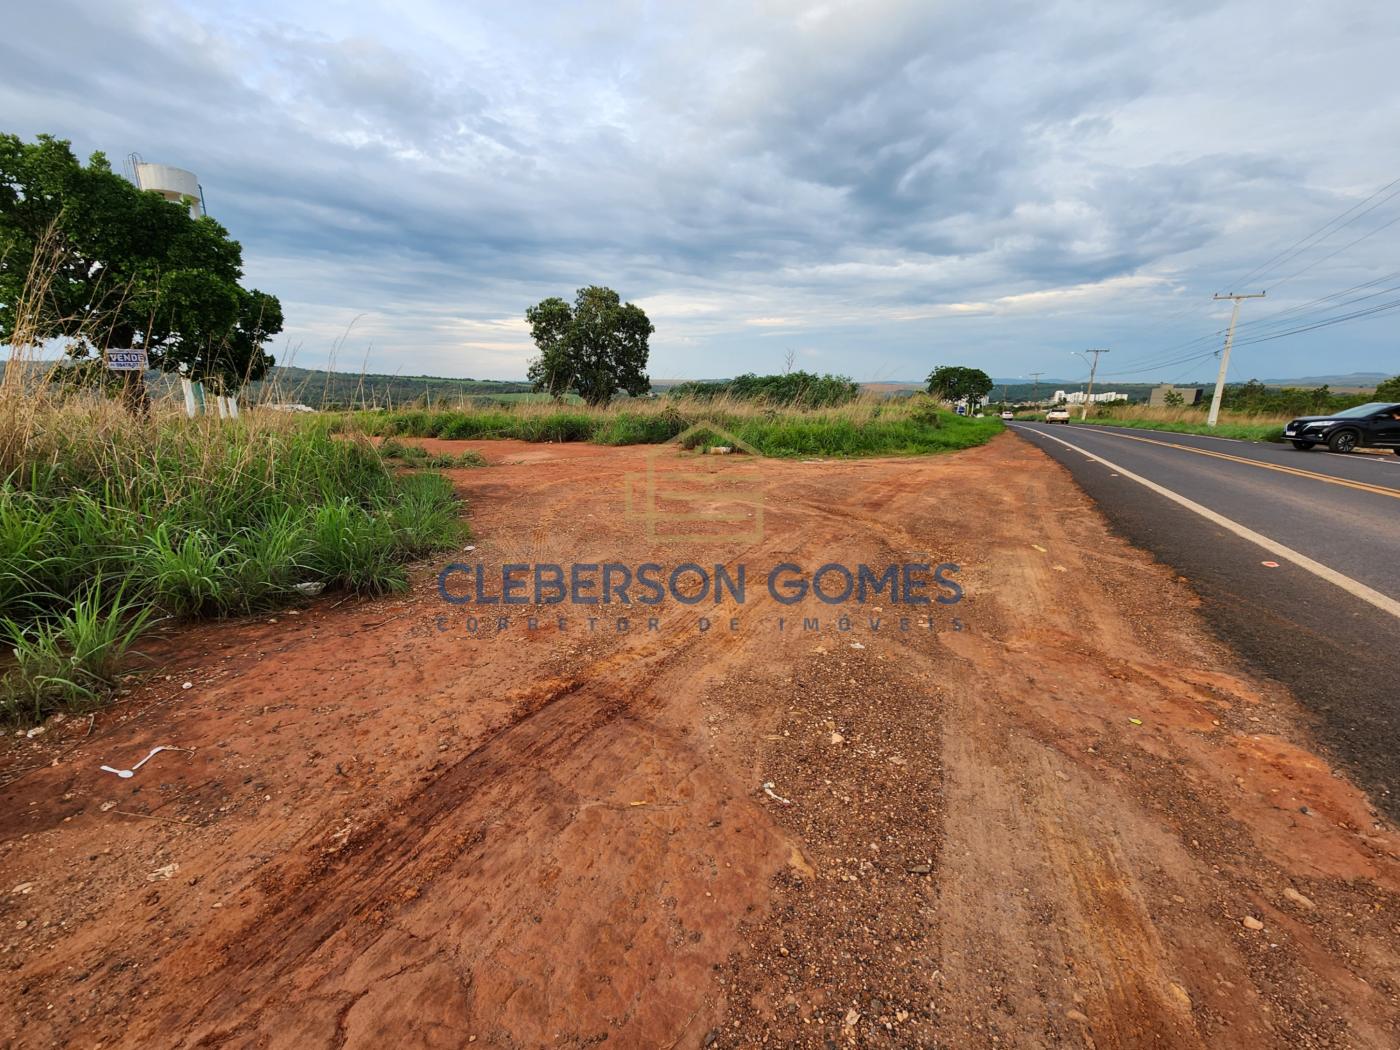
667, 371, 860, 407
344, 396, 1003, 458
0, 396, 465, 723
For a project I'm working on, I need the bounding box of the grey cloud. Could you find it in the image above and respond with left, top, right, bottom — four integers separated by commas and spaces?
2, 0, 1398, 380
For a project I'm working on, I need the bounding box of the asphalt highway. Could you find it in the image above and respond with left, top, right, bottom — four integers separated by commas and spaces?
1011, 420, 1400, 822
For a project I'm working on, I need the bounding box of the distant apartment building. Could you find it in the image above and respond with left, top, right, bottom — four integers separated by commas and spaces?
1148, 385, 1204, 407
1054, 389, 1127, 405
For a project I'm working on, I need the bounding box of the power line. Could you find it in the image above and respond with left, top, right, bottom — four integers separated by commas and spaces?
1230, 294, 1400, 348
1102, 348, 1221, 380
1263, 209, 1400, 294
1232, 271, 1400, 329
1227, 174, 1400, 290
1165, 354, 1217, 386
1108, 176, 1400, 373
1243, 286, 1400, 339
1055, 175, 1400, 392
1106, 270, 1400, 376
1099, 338, 1225, 376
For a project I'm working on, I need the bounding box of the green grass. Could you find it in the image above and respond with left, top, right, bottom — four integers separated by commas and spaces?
343, 398, 1004, 458
1076, 416, 1285, 442
1, 582, 153, 723
1, 405, 465, 724
378, 437, 488, 469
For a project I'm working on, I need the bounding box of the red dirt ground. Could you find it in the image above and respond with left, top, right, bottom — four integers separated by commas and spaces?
2, 434, 1397, 1048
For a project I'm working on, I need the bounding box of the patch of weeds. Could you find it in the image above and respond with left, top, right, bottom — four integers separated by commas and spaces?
1, 583, 152, 723
2, 414, 466, 724
378, 438, 487, 469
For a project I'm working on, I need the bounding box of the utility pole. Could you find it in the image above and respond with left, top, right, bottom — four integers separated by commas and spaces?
1028, 372, 1043, 405
1207, 292, 1266, 427
1073, 349, 1109, 420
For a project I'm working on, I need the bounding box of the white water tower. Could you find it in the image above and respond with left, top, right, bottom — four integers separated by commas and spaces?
130, 156, 205, 218
126, 154, 228, 417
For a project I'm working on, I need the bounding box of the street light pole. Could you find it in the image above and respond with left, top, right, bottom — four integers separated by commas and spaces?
1071, 349, 1110, 420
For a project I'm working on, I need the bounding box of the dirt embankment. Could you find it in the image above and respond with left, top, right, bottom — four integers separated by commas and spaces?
2, 434, 1397, 1048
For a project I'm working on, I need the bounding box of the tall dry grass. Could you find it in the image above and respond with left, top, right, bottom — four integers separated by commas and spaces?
1089, 404, 1293, 427
1, 256, 466, 723
1077, 403, 1289, 441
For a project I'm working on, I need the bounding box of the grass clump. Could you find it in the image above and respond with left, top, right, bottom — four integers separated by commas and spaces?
1, 583, 152, 722
378, 437, 488, 468
1, 390, 465, 724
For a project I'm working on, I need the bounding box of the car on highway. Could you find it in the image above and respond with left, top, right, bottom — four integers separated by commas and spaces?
1284, 401, 1400, 454
1000, 410, 1015, 421
1045, 407, 1071, 423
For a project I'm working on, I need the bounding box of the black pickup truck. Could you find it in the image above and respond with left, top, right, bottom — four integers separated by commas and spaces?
1283, 402, 1400, 453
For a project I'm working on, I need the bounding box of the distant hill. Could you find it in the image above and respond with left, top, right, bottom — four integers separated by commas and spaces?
245, 366, 533, 408
1257, 372, 1390, 387
0, 361, 535, 409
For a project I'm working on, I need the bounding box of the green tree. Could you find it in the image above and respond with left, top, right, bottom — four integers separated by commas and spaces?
1374, 375, 1400, 401
0, 133, 282, 394
1163, 389, 1185, 408
525, 286, 653, 406
667, 371, 858, 407
926, 365, 993, 410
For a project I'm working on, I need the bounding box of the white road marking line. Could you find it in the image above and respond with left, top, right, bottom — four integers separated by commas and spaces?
1015, 425, 1400, 621
1025, 424, 1400, 498
1080, 422, 1400, 465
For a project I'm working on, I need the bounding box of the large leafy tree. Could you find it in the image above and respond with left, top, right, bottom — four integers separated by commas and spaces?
526, 286, 653, 406
0, 133, 282, 391
926, 365, 993, 408
1375, 374, 1400, 401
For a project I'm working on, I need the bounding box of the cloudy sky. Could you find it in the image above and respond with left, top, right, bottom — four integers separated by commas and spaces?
5, 0, 1399, 384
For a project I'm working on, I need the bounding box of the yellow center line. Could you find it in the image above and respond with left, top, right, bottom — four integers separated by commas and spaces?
1073, 427, 1400, 501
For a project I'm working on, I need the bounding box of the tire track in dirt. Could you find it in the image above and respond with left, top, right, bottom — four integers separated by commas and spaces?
127, 627, 790, 1048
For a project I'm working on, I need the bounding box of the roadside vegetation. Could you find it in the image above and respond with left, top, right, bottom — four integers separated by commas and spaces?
0, 375, 465, 725
342, 393, 1003, 458
665, 370, 860, 407
1068, 405, 1288, 441
0, 141, 472, 725
378, 437, 488, 469
1014, 375, 1400, 441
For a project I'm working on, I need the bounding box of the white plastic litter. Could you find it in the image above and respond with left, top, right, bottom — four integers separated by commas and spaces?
100, 746, 193, 779
762, 781, 792, 805
293, 581, 326, 596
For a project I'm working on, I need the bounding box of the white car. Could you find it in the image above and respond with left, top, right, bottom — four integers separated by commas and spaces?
1000, 411, 1015, 421
1045, 407, 1071, 423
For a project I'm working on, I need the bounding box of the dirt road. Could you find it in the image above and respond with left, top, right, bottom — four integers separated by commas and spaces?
2, 435, 1397, 1048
